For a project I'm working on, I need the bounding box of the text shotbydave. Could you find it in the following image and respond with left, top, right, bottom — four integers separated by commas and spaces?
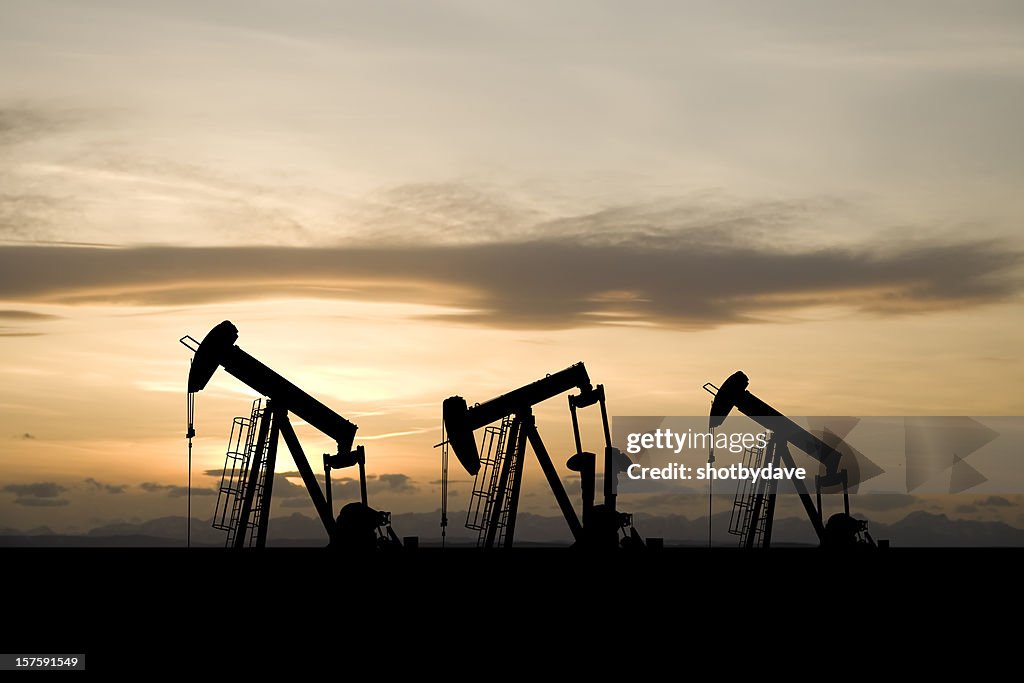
625, 427, 769, 454
626, 462, 807, 482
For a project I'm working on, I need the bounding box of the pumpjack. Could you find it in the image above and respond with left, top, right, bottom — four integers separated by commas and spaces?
182, 321, 399, 549
442, 363, 643, 549
706, 371, 876, 548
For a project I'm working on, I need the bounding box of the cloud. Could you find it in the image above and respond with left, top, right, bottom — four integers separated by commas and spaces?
3, 482, 66, 498
0, 193, 62, 241
845, 494, 919, 512
277, 470, 326, 486
140, 482, 215, 497
0, 307, 57, 338
0, 231, 1017, 329
277, 475, 367, 506
358, 428, 433, 440
321, 476, 363, 500
630, 492, 702, 509
204, 469, 316, 497
978, 495, 1013, 507
0, 310, 58, 321
269, 474, 308, 498
377, 473, 417, 493
956, 504, 978, 514
2, 481, 70, 507
84, 477, 128, 494
271, 471, 418, 500
0, 107, 79, 146
14, 497, 70, 507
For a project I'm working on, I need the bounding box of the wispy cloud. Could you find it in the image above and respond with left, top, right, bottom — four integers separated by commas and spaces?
2, 481, 70, 506
0, 232, 1017, 330
140, 482, 215, 497
978, 495, 1014, 507
357, 428, 433, 441
0, 107, 81, 146
0, 309, 58, 338
3, 482, 65, 498
377, 473, 417, 493
84, 477, 127, 494
12, 497, 70, 507
275, 470, 420, 498
0, 310, 59, 321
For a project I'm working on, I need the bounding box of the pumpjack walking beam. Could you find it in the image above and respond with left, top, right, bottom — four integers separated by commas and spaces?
187, 322, 357, 455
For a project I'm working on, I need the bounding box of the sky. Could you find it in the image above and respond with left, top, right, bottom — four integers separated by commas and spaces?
1, 1, 1023, 540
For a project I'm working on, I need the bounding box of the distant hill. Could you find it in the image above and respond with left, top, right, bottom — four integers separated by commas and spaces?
883, 511, 1024, 547
0, 509, 1022, 547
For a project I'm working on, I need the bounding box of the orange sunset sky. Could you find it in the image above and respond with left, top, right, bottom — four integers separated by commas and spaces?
1, 2, 1023, 540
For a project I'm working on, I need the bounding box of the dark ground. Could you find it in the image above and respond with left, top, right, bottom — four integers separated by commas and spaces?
4, 547, 1018, 672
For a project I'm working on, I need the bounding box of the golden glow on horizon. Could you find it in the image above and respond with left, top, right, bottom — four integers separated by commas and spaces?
1, 294, 1023, 533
